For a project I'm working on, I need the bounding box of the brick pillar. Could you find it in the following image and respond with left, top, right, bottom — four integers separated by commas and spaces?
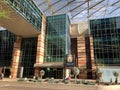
35, 15, 46, 75
90, 37, 96, 79
36, 15, 46, 64
11, 36, 21, 78
77, 36, 87, 79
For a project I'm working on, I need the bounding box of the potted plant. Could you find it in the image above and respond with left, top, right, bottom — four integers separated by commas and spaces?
113, 72, 119, 84
72, 67, 80, 83
96, 72, 102, 85
40, 70, 45, 79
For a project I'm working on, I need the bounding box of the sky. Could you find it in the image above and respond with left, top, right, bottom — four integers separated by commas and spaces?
34, 0, 120, 23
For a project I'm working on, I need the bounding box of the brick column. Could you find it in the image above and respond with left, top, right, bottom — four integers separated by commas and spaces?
77, 36, 87, 79
35, 15, 46, 75
90, 37, 96, 79
36, 15, 46, 64
11, 36, 22, 78
77, 36, 87, 68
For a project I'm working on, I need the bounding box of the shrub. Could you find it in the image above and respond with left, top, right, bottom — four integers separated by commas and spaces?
18, 78, 25, 81
63, 80, 69, 84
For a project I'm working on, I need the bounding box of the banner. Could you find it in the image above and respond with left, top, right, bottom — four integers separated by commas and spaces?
66, 54, 74, 67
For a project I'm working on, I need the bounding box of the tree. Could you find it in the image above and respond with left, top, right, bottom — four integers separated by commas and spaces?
96, 68, 103, 84
40, 70, 45, 79
72, 67, 80, 83
113, 72, 119, 84
0, 0, 10, 19
96, 72, 102, 85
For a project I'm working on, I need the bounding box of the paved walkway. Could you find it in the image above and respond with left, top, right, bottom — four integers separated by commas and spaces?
97, 85, 120, 90
0, 78, 18, 82
0, 78, 120, 90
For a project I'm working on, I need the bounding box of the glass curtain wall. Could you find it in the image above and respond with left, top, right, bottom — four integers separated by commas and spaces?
0, 30, 16, 67
90, 16, 120, 65
6, 0, 42, 31
19, 37, 37, 77
45, 14, 70, 62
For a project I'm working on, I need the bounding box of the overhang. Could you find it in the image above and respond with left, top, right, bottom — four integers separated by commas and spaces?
34, 62, 64, 68
0, 2, 40, 37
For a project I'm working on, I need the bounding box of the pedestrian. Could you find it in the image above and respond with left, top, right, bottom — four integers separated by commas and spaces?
0, 73, 1, 80
1, 73, 4, 80
68, 76, 71, 80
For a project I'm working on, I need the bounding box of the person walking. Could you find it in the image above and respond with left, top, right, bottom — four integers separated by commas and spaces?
1, 73, 4, 80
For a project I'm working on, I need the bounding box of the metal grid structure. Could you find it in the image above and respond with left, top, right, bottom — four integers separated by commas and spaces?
90, 16, 120, 65
44, 14, 70, 63
19, 37, 38, 77
0, 30, 16, 67
33, 0, 120, 22
6, 0, 43, 31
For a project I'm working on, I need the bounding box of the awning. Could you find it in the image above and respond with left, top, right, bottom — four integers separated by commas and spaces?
34, 62, 64, 68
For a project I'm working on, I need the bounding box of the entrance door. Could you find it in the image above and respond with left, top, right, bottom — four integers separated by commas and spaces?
44, 68, 63, 79
4, 69, 10, 77
0, 68, 10, 78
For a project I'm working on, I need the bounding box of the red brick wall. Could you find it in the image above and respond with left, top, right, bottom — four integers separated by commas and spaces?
77, 36, 95, 79
36, 15, 46, 64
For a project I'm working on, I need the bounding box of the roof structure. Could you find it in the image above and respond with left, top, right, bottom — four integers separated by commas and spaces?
33, 0, 120, 23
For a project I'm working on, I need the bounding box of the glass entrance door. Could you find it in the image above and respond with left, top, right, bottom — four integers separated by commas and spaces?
44, 68, 63, 79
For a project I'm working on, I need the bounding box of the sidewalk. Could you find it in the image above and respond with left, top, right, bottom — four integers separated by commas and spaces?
97, 85, 120, 90
0, 78, 18, 82
0, 78, 120, 90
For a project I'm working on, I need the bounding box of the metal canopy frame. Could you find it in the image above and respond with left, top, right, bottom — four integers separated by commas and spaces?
33, 0, 120, 22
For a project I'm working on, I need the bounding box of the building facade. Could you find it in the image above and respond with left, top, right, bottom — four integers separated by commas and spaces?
0, 14, 71, 79
0, 0, 47, 78
34, 14, 71, 79
0, 30, 16, 77
70, 22, 95, 79
90, 16, 120, 82
19, 37, 38, 77
0, 0, 71, 79
2, 0, 120, 81
77, 36, 95, 79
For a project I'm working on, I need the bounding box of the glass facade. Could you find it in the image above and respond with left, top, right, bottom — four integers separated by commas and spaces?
6, 0, 42, 31
43, 68, 63, 79
99, 67, 120, 83
0, 30, 16, 67
90, 16, 120, 65
71, 38, 78, 66
45, 14, 71, 62
19, 37, 37, 77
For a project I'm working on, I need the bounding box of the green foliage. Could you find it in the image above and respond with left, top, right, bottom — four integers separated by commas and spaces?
72, 67, 80, 83
18, 78, 25, 81
113, 72, 119, 77
96, 68, 102, 79
96, 68, 103, 84
48, 78, 54, 83
113, 72, 119, 84
73, 67, 80, 76
0, 0, 10, 19
97, 72, 103, 79
47, 68, 50, 72
54, 80, 60, 83
40, 70, 45, 79
76, 80, 81, 84
63, 80, 69, 84
40, 70, 45, 76
36, 79, 42, 82
44, 78, 50, 82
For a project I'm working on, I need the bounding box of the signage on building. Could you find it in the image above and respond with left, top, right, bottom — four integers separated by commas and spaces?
66, 54, 74, 67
